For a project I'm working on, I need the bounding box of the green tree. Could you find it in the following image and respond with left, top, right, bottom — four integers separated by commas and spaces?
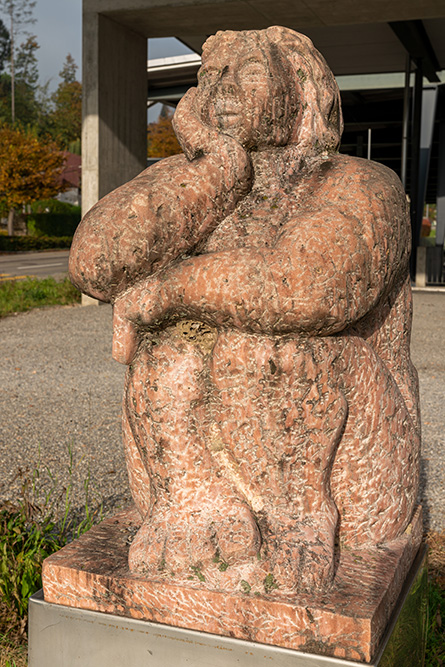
0, 33, 39, 125
59, 52, 77, 85
0, 0, 36, 122
15, 33, 37, 84
0, 124, 65, 235
47, 54, 82, 150
0, 17, 10, 72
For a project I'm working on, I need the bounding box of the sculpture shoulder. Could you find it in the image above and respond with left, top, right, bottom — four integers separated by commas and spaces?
305, 153, 407, 206
133, 153, 189, 182
276, 153, 410, 256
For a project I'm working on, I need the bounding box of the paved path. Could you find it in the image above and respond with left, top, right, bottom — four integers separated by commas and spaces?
0, 291, 443, 532
0, 250, 70, 281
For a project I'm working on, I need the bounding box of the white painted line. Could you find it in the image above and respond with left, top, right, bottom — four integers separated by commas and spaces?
17, 262, 64, 269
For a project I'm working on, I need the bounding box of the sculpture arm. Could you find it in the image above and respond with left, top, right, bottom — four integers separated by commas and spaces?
112, 161, 410, 363
69, 89, 252, 302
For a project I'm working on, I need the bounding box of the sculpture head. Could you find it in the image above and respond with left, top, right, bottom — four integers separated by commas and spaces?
196, 26, 343, 155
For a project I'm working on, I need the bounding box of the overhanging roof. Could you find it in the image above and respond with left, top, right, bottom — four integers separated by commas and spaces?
176, 20, 445, 81
85, 0, 445, 81
147, 53, 201, 103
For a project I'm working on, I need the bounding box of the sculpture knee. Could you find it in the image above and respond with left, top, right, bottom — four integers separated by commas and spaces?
130, 338, 207, 409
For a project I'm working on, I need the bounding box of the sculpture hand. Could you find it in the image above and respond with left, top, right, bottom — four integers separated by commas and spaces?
173, 89, 252, 190
112, 305, 139, 365
173, 87, 237, 160
112, 277, 164, 365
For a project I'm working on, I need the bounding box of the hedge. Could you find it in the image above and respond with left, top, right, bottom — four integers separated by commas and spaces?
0, 235, 72, 252
27, 199, 81, 238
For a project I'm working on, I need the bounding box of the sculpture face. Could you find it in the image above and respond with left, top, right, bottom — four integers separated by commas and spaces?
197, 35, 294, 149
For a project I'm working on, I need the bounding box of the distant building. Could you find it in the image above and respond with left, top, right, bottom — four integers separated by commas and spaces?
57, 152, 81, 207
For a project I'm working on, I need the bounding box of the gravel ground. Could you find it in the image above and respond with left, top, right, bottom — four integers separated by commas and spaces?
0, 290, 444, 531
0, 304, 129, 520
410, 290, 445, 533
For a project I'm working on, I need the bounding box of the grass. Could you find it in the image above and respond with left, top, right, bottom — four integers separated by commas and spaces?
426, 531, 445, 666
0, 644, 27, 667
0, 277, 80, 317
0, 448, 103, 665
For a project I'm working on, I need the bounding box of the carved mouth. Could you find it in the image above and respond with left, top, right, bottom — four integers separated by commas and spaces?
216, 111, 239, 117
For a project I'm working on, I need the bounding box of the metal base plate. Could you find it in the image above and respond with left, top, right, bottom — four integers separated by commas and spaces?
28, 547, 427, 666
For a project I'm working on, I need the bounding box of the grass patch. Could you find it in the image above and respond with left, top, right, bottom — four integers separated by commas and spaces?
0, 277, 80, 317
0, 641, 27, 667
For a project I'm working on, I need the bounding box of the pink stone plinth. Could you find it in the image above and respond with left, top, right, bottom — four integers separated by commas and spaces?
42, 504, 423, 664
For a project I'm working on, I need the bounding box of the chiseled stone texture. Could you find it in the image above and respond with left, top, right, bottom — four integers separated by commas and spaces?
65, 25, 421, 653
42, 505, 422, 663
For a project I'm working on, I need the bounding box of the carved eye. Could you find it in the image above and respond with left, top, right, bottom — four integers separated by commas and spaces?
239, 61, 267, 83
198, 67, 219, 84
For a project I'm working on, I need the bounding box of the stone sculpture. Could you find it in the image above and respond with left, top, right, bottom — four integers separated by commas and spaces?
69, 26, 420, 597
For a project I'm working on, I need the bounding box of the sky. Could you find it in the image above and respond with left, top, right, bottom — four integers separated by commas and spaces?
0, 0, 192, 92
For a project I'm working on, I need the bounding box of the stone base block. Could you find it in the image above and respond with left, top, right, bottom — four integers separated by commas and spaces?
42, 505, 423, 664
30, 547, 427, 666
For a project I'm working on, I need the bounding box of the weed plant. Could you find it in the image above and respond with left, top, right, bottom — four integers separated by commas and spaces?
0, 277, 80, 318
426, 531, 445, 666
427, 578, 445, 666
0, 446, 103, 659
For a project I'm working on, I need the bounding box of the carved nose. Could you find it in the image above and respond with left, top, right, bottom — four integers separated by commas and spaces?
219, 80, 236, 96
219, 67, 236, 91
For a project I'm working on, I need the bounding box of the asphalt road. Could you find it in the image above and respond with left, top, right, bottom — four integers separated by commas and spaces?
0, 250, 70, 281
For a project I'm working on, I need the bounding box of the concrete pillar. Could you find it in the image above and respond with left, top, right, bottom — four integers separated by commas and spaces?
415, 246, 427, 287
436, 88, 445, 250
82, 11, 148, 218
81, 12, 147, 305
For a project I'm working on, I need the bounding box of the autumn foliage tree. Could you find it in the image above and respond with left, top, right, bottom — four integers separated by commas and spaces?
0, 124, 65, 234
147, 106, 182, 158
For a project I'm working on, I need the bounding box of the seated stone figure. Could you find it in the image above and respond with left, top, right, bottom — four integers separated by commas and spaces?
69, 26, 420, 595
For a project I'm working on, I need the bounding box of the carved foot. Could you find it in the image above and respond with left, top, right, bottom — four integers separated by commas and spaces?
266, 502, 338, 593
128, 500, 261, 576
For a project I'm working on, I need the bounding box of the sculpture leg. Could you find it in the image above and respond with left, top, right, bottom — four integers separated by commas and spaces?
210, 332, 347, 592
331, 335, 420, 547
123, 334, 260, 576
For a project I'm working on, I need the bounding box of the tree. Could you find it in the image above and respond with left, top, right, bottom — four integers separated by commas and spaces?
59, 53, 77, 85
0, 18, 10, 72
0, 124, 65, 234
0, 31, 40, 127
147, 106, 182, 157
15, 33, 37, 85
0, 0, 36, 122
47, 54, 82, 150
